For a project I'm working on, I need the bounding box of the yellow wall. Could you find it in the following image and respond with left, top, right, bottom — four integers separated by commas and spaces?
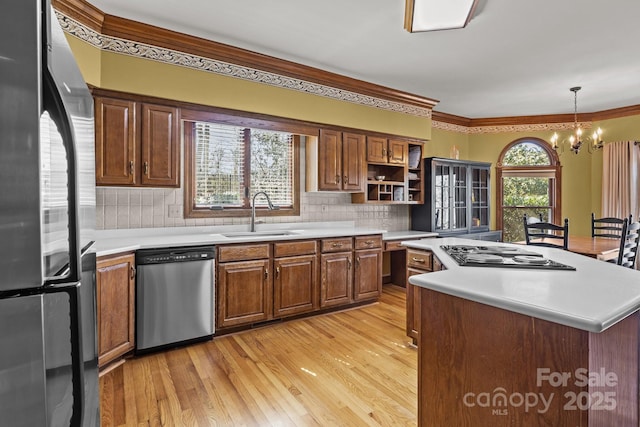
66, 35, 431, 140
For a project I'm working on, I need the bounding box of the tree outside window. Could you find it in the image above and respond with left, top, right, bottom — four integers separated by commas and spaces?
496, 139, 562, 242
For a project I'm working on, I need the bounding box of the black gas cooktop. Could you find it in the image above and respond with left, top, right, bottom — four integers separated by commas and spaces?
440, 245, 576, 271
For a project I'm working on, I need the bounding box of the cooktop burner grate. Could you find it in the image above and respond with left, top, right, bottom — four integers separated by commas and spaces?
440, 245, 576, 271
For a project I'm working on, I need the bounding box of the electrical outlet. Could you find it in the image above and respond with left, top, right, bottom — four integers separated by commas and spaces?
168, 205, 182, 218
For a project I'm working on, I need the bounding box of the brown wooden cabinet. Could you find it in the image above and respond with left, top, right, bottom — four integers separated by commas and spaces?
273, 240, 318, 318
313, 129, 366, 192
96, 253, 135, 368
95, 96, 180, 187
353, 235, 382, 301
405, 248, 445, 345
320, 237, 353, 307
217, 244, 272, 328
366, 137, 407, 165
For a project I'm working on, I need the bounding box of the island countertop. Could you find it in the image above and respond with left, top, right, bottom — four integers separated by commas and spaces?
404, 237, 640, 333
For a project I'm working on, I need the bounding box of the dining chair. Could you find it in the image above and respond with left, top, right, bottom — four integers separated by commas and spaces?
523, 216, 569, 250
616, 219, 640, 269
591, 213, 628, 238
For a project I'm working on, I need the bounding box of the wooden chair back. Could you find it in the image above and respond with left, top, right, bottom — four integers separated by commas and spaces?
592, 213, 627, 238
617, 219, 640, 269
523, 216, 569, 250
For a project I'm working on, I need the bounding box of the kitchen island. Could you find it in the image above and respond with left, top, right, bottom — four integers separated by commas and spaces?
404, 237, 640, 427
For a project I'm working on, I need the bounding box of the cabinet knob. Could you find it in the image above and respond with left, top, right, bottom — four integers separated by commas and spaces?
130, 265, 136, 280
348, 258, 352, 270
144, 161, 149, 176
335, 175, 341, 184
129, 160, 134, 175
275, 266, 280, 278
264, 269, 268, 280
356, 256, 360, 267
343, 175, 348, 184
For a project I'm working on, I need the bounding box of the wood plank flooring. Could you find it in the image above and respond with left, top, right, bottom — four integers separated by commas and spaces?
99, 285, 417, 426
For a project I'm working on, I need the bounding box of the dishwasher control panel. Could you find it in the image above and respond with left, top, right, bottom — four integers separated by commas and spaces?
136, 246, 216, 265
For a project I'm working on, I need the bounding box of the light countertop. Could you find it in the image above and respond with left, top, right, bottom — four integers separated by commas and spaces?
404, 237, 640, 333
95, 222, 433, 257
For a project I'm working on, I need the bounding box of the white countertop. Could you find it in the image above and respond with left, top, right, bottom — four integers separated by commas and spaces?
404, 237, 640, 333
94, 222, 392, 257
382, 230, 438, 241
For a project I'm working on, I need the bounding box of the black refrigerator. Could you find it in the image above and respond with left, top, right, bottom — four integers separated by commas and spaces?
0, 0, 99, 426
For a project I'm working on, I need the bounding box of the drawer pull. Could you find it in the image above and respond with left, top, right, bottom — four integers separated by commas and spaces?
364, 240, 374, 246
412, 257, 426, 263
144, 161, 149, 175
276, 266, 280, 278
264, 269, 268, 280
348, 258, 352, 270
129, 160, 134, 175
335, 175, 341, 184
331, 242, 344, 248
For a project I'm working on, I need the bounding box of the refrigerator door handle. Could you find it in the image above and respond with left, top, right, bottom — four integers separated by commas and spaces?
44, 283, 85, 427
42, 67, 81, 285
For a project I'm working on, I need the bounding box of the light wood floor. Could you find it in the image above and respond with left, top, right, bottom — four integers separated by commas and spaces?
99, 285, 417, 426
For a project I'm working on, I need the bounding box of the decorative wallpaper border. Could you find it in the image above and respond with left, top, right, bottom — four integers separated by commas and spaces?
56, 12, 432, 119
432, 120, 593, 134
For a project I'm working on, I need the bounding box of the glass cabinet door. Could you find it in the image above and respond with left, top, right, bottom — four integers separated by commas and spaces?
433, 162, 468, 232
471, 166, 490, 230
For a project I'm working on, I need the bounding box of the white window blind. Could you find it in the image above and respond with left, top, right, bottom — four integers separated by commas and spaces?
250, 129, 293, 207
194, 122, 245, 207
193, 122, 294, 208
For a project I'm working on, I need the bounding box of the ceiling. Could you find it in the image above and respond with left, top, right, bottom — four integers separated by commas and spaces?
86, 0, 640, 119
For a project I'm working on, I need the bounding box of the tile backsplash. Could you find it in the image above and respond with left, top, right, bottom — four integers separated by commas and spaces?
96, 187, 410, 231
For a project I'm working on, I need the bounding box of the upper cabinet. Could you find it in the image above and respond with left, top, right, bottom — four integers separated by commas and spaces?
95, 96, 180, 187
412, 158, 498, 238
352, 140, 424, 204
366, 137, 407, 165
306, 129, 366, 192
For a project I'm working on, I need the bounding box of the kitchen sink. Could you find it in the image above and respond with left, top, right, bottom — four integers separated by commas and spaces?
221, 230, 301, 238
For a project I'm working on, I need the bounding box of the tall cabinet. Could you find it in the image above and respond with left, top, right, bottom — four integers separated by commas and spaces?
411, 158, 501, 241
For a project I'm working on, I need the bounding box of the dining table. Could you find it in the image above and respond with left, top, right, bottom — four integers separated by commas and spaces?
525, 235, 620, 261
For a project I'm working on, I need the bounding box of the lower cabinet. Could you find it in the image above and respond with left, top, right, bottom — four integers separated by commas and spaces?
320, 251, 353, 307
96, 253, 135, 368
406, 248, 445, 345
217, 244, 272, 328
274, 240, 318, 317
216, 235, 383, 331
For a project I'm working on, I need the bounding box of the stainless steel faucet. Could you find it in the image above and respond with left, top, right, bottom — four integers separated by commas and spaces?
250, 191, 279, 232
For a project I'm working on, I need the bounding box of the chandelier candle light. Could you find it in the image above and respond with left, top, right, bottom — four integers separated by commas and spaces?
550, 87, 604, 154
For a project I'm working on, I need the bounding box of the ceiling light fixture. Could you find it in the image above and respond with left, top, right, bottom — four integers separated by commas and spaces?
404, 0, 479, 32
550, 87, 604, 154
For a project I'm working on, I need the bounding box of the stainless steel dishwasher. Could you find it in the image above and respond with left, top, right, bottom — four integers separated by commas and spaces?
135, 246, 215, 353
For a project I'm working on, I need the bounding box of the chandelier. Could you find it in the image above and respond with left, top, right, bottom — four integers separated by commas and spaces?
550, 86, 604, 154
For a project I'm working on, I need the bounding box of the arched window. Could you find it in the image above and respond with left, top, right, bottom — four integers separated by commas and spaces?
496, 138, 562, 242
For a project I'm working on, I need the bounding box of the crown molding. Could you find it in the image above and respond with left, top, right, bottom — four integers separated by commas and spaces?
53, 0, 437, 118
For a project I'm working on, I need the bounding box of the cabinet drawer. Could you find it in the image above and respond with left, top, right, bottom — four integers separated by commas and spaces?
218, 244, 271, 262
354, 235, 382, 250
274, 240, 317, 257
407, 249, 433, 271
321, 237, 353, 253
384, 240, 405, 251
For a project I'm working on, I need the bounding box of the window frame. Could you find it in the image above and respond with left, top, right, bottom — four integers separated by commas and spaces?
495, 137, 562, 234
183, 118, 301, 219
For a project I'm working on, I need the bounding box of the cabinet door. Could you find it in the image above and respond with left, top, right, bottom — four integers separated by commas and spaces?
95, 97, 137, 185
218, 259, 272, 328
354, 249, 382, 301
140, 104, 180, 187
274, 254, 318, 317
341, 132, 366, 191
318, 129, 342, 191
96, 253, 135, 368
387, 140, 408, 165
366, 137, 387, 163
320, 252, 353, 307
